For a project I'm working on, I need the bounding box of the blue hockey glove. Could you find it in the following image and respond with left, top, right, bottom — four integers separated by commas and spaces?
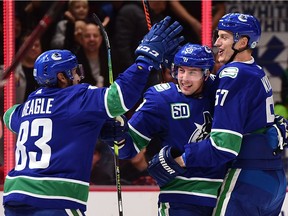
272, 115, 288, 155
148, 146, 186, 187
135, 16, 184, 70
99, 115, 128, 148
162, 45, 181, 70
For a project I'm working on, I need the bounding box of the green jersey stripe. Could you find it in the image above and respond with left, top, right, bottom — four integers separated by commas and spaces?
65, 209, 84, 216
106, 82, 128, 117
213, 168, 240, 216
3, 104, 19, 133
210, 130, 242, 154
159, 202, 169, 216
161, 177, 223, 197
128, 125, 150, 151
4, 175, 89, 203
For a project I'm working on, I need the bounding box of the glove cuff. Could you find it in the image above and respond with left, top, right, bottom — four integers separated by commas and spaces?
136, 55, 161, 70
163, 147, 186, 174
170, 147, 183, 158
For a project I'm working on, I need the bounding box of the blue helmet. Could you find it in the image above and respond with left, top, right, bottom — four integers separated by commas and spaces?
217, 13, 261, 49
33, 49, 78, 86
171, 43, 215, 78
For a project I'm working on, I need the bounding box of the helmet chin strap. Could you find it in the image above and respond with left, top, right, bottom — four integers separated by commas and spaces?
226, 41, 250, 64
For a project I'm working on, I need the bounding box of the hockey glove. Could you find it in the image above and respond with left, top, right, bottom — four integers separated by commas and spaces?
135, 16, 184, 70
99, 115, 128, 148
162, 45, 181, 70
271, 115, 288, 155
148, 146, 186, 187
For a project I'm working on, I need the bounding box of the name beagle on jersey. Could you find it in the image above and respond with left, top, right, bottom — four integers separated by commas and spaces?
22, 98, 54, 117
219, 67, 239, 78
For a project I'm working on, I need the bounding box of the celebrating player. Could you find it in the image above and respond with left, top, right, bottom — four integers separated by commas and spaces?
100, 43, 229, 216
2, 16, 184, 216
149, 13, 287, 216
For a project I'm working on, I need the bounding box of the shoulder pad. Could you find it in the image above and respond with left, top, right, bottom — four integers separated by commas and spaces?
153, 83, 171, 92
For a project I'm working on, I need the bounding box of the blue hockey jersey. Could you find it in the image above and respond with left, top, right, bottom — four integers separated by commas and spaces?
2, 63, 151, 211
119, 81, 227, 207
184, 59, 283, 169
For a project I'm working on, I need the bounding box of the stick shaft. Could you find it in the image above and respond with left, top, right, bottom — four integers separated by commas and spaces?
92, 13, 123, 216
92, 14, 113, 84
142, 0, 152, 30
114, 144, 123, 216
142, 0, 166, 82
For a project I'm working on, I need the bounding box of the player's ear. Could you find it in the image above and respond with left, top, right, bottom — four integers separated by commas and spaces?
240, 36, 249, 48
57, 72, 68, 88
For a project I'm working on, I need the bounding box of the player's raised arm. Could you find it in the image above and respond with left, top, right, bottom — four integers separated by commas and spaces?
105, 16, 184, 117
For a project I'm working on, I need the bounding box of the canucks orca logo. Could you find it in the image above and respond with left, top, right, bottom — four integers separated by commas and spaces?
188, 111, 212, 143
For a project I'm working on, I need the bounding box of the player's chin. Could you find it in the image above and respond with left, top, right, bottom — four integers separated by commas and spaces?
72, 80, 80, 85
217, 54, 225, 63
181, 87, 193, 96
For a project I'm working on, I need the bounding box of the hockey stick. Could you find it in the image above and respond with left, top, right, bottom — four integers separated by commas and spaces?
92, 13, 123, 216
142, 0, 152, 30
142, 0, 166, 83
1, 1, 65, 81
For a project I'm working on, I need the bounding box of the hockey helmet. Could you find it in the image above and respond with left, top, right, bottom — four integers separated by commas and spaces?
217, 13, 261, 49
33, 49, 81, 86
171, 43, 215, 79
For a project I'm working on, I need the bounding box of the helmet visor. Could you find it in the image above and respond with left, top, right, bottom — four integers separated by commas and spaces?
76, 64, 85, 80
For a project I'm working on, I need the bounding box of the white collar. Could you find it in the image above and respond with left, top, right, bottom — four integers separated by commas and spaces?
232, 57, 254, 64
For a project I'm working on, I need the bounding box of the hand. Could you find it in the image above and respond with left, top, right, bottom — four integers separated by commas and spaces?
272, 115, 288, 155
64, 11, 75, 22
102, 16, 110, 27
99, 115, 128, 148
147, 146, 186, 187
135, 16, 184, 70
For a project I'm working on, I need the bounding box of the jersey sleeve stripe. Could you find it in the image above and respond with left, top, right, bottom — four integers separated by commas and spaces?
105, 82, 129, 118
3, 104, 19, 133
128, 123, 150, 151
210, 130, 242, 155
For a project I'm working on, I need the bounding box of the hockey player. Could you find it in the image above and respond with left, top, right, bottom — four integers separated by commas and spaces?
2, 16, 184, 216
100, 43, 228, 216
148, 13, 288, 215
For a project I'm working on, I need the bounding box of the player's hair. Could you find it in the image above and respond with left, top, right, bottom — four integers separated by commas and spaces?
33, 49, 78, 87
217, 13, 261, 49
171, 43, 215, 79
